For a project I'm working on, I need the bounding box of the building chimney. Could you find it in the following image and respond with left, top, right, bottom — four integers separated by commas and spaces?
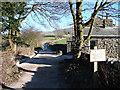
106, 13, 109, 19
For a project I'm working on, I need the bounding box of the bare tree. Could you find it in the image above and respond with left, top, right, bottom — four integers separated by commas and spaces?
69, 0, 119, 58
2, 2, 70, 52
27, 2, 70, 29
21, 27, 43, 50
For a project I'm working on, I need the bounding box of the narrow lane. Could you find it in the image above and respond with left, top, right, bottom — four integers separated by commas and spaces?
9, 51, 72, 88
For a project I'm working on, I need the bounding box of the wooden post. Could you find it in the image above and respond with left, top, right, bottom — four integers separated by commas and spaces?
94, 62, 98, 72
93, 46, 98, 88
90, 47, 106, 88
94, 46, 98, 72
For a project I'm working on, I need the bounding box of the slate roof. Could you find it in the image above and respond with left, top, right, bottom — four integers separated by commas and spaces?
84, 27, 119, 36
82, 26, 120, 38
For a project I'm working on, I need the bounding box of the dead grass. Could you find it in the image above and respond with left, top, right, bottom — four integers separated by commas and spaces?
2, 46, 35, 86
2, 48, 21, 85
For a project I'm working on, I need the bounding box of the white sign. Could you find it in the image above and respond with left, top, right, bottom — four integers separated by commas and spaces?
90, 49, 106, 62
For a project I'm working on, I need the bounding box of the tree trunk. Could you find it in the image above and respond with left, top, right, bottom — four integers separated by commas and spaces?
76, 1, 84, 59
77, 40, 84, 58
69, 0, 116, 59
13, 43, 17, 53
8, 22, 13, 49
8, 29, 18, 53
69, 0, 77, 60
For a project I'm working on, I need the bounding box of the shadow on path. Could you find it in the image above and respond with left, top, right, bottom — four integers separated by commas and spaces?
16, 51, 72, 88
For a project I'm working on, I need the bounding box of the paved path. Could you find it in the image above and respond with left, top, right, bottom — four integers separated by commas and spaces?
9, 51, 72, 88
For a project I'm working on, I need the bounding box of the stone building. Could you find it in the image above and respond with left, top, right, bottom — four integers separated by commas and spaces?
82, 27, 120, 60
67, 17, 120, 61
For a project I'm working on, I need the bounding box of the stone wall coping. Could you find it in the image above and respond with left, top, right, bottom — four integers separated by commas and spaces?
84, 35, 120, 38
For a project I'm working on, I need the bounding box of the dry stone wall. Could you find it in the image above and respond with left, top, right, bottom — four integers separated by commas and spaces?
67, 37, 120, 60
82, 38, 120, 60
97, 38, 119, 59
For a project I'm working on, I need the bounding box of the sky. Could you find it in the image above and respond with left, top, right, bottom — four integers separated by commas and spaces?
20, 1, 119, 32
21, 12, 73, 32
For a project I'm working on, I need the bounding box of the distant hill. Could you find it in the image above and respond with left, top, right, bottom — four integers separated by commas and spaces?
53, 27, 73, 36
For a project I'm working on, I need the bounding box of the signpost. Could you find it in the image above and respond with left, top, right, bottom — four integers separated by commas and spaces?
90, 49, 106, 63
90, 47, 106, 87
90, 48, 106, 72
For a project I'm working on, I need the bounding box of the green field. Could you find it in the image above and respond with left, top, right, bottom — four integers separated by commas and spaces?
52, 38, 66, 44
43, 37, 58, 40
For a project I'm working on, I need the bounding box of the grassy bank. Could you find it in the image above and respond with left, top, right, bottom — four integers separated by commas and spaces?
52, 38, 66, 44
43, 37, 58, 40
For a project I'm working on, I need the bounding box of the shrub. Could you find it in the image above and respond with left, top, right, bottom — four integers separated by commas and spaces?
21, 27, 43, 50
97, 62, 120, 88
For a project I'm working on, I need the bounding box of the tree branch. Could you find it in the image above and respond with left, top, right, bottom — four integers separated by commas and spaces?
69, 0, 77, 37
84, 0, 99, 43
20, 4, 39, 22
83, 0, 111, 27
69, 0, 76, 21
21, 9, 33, 22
